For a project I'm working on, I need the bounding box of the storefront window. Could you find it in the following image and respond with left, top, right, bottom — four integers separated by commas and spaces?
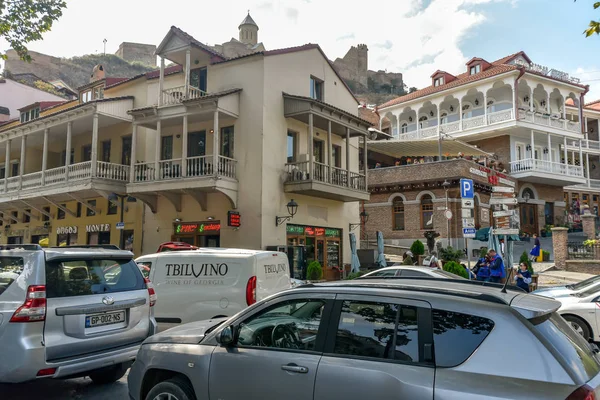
286, 224, 341, 272
57, 204, 66, 220
107, 199, 118, 215
172, 221, 221, 247
42, 207, 50, 222
87, 200, 96, 217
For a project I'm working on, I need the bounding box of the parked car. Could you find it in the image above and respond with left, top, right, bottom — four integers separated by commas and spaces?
533, 274, 600, 298
359, 265, 466, 279
0, 244, 157, 383
128, 278, 600, 400
156, 242, 199, 252
135, 248, 291, 329
551, 284, 600, 342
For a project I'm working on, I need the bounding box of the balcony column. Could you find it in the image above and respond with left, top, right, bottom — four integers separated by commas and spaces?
346, 127, 351, 187
154, 121, 161, 180
458, 99, 463, 131
362, 136, 368, 185
42, 129, 49, 184
587, 153, 591, 187
65, 121, 72, 181
529, 87, 534, 113
483, 92, 488, 125
308, 113, 314, 180
437, 104, 442, 160
563, 136, 568, 167
4, 139, 10, 191
182, 116, 188, 177
547, 93, 551, 114
530, 130, 535, 161
158, 57, 165, 107
396, 114, 400, 138
415, 110, 420, 136
184, 49, 191, 99
547, 134, 551, 162
585, 117, 589, 138
511, 84, 517, 120
327, 120, 332, 183
579, 140, 583, 175
91, 113, 99, 177
19, 135, 26, 189
129, 123, 137, 183
213, 110, 219, 176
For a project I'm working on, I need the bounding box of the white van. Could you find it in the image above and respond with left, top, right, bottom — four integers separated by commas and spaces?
135, 248, 291, 326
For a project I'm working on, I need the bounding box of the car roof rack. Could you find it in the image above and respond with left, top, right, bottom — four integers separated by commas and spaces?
297, 278, 519, 305
357, 276, 526, 294
49, 244, 122, 250
0, 244, 43, 251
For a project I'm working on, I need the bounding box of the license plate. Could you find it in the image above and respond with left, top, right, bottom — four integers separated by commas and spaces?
85, 311, 125, 328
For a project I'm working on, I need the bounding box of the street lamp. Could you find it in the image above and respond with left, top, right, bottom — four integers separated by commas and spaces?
349, 210, 369, 231
442, 180, 451, 247
108, 193, 136, 249
276, 199, 299, 226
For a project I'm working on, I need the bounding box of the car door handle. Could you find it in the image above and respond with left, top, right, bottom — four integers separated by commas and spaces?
281, 364, 309, 373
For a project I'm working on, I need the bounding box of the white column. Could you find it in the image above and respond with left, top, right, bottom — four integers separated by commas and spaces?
184, 49, 191, 99
396, 115, 400, 138
587, 153, 591, 186
562, 97, 567, 119
158, 57, 165, 107
483, 93, 488, 125
182, 115, 188, 177
547, 134, 551, 162
362, 136, 368, 189
529, 87, 534, 113
563, 136, 568, 166
415, 110, 420, 136
91, 113, 98, 177
346, 127, 351, 187
154, 120, 161, 180
65, 122, 72, 167
19, 136, 26, 189
511, 84, 517, 119
585, 117, 589, 138
327, 120, 332, 183
4, 139, 10, 191
130, 124, 137, 183
459, 99, 463, 131
212, 110, 219, 175
42, 129, 49, 184
579, 140, 583, 175
547, 93, 551, 114
308, 113, 313, 180
437, 104, 442, 160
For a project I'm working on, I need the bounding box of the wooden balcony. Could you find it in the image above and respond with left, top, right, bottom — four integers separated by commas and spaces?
284, 161, 369, 202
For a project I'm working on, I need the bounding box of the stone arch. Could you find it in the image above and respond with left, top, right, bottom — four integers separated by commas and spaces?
519, 184, 538, 200
416, 190, 437, 200
387, 193, 407, 203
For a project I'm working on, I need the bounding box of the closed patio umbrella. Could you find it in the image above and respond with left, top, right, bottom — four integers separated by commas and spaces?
377, 231, 387, 268
349, 232, 360, 273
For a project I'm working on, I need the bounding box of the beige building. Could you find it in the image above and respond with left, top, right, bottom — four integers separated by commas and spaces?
0, 18, 370, 279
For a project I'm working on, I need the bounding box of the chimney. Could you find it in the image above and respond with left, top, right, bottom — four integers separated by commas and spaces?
90, 64, 106, 83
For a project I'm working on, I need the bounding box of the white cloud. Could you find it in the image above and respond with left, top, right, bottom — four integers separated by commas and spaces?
0, 0, 514, 95
574, 67, 600, 102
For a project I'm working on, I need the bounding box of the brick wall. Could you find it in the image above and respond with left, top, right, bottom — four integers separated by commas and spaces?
469, 136, 511, 168
566, 260, 600, 274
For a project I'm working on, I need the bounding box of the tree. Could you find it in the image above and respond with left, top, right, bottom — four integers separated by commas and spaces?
410, 240, 425, 257
1, 0, 67, 61
575, 1, 600, 37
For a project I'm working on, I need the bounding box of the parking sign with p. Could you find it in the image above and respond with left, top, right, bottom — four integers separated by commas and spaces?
460, 178, 474, 199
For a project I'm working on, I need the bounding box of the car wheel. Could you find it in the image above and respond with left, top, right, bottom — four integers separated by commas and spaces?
564, 315, 592, 341
146, 377, 196, 400
88, 362, 129, 384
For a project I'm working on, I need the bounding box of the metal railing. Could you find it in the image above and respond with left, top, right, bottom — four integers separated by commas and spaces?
509, 158, 584, 177
162, 86, 207, 106
567, 242, 597, 260
285, 160, 366, 191
517, 109, 581, 132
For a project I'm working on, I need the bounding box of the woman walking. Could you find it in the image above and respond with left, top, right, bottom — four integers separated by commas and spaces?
529, 234, 541, 263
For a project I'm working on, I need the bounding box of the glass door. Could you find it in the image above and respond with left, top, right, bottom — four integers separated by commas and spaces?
316, 239, 325, 267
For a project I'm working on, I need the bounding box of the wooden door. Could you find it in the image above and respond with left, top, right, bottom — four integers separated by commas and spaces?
520, 204, 538, 235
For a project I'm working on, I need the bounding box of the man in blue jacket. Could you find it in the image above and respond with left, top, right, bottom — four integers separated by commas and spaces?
488, 249, 505, 283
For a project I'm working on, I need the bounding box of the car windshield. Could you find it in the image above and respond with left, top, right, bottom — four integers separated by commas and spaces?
534, 313, 600, 382
568, 275, 600, 290
574, 285, 600, 298
434, 270, 466, 279
0, 256, 25, 296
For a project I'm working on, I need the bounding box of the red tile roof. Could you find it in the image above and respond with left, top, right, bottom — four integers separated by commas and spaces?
586, 99, 600, 111
104, 78, 128, 87
18, 101, 66, 112
358, 106, 380, 126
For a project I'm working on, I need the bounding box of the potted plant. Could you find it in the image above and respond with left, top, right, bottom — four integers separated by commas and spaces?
410, 240, 426, 265
542, 250, 550, 262
439, 246, 463, 266
442, 261, 469, 279
307, 261, 323, 282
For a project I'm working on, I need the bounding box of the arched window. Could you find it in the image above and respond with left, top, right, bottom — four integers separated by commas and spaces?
462, 103, 472, 119
392, 198, 405, 231
440, 112, 448, 125
522, 188, 535, 200
419, 116, 428, 128
401, 123, 408, 133
421, 194, 434, 229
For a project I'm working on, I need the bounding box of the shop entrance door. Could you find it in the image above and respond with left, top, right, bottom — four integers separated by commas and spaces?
316, 239, 325, 267
199, 235, 220, 247
520, 204, 538, 235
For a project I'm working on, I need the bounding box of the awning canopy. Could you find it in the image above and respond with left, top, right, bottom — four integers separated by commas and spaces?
366, 138, 493, 158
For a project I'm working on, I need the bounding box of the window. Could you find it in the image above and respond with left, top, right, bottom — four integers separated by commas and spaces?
332, 145, 342, 168
221, 127, 234, 159
121, 136, 132, 166
23, 210, 30, 223
107, 199, 118, 215
469, 64, 481, 75
0, 257, 24, 295
421, 194, 434, 229
522, 188, 535, 200
45, 258, 145, 298
82, 145, 92, 162
57, 205, 66, 220
333, 301, 420, 363
434, 77, 444, 87
93, 87, 104, 100
101, 140, 111, 162
76, 202, 82, 218
61, 148, 75, 166
287, 131, 297, 163
81, 90, 92, 103
137, 261, 152, 279
313, 140, 324, 164
20, 108, 40, 123
86, 200, 96, 217
188, 131, 206, 157
310, 76, 324, 101
42, 207, 50, 222
0, 167, 5, 179
545, 202, 555, 225
11, 162, 18, 177
432, 309, 494, 367
161, 136, 173, 160
401, 123, 408, 133
393, 198, 405, 231
236, 299, 326, 351
11, 211, 18, 222
190, 68, 207, 92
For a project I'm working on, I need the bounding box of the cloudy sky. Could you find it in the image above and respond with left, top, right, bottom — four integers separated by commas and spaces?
1, 0, 599, 100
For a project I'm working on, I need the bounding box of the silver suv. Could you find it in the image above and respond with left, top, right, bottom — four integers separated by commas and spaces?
129, 278, 600, 400
0, 244, 157, 383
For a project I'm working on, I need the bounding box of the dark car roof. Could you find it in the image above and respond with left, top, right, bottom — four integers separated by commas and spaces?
297, 278, 522, 305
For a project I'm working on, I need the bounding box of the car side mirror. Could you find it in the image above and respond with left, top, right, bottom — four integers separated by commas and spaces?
217, 325, 236, 346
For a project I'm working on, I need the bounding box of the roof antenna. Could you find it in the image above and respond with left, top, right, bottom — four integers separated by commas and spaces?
501, 265, 513, 293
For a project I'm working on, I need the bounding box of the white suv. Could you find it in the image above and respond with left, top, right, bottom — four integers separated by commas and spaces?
0, 244, 157, 383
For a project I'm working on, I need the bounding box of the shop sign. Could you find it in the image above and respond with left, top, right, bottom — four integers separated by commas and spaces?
86, 224, 110, 233
498, 177, 515, 187
56, 226, 78, 235
286, 225, 304, 235
286, 224, 341, 238
469, 167, 487, 178
175, 222, 221, 234
314, 227, 326, 237
325, 228, 341, 237
304, 227, 315, 236
227, 211, 241, 227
